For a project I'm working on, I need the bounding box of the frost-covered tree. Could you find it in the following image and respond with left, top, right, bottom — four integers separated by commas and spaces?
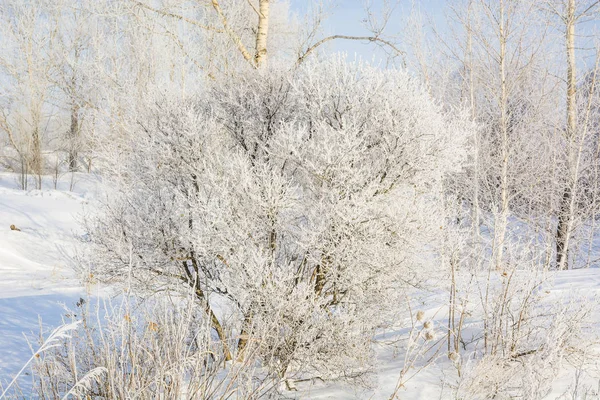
542, 0, 600, 270
131, 0, 300, 75
47, 0, 99, 172
132, 0, 404, 77
87, 56, 473, 382
436, 0, 562, 269
0, 0, 55, 189
0, 0, 106, 184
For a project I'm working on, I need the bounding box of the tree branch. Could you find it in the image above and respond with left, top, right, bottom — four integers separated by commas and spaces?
577, 0, 600, 20
133, 1, 223, 33
246, 0, 262, 17
298, 35, 405, 64
211, 0, 256, 67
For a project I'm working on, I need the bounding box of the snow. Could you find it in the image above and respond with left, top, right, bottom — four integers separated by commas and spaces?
0, 172, 99, 389
0, 171, 599, 398
292, 267, 600, 399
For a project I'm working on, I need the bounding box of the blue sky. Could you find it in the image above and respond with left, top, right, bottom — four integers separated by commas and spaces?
288, 0, 448, 61
287, 0, 600, 70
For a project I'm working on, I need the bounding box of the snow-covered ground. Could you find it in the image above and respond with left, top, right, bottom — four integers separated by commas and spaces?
1, 172, 600, 399
291, 269, 600, 399
0, 173, 100, 389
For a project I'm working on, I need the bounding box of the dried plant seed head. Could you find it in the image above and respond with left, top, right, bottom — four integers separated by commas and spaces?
424, 321, 433, 329
416, 310, 425, 322
448, 352, 460, 362
425, 331, 436, 341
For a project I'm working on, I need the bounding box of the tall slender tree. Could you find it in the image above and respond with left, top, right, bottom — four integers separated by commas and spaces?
550, 0, 599, 270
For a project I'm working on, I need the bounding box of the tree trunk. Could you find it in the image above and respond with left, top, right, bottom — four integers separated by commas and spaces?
556, 187, 572, 269
254, 0, 270, 67
201, 290, 233, 362
31, 126, 42, 190
494, 0, 509, 270
207, 304, 233, 361
185, 260, 233, 361
68, 104, 79, 172
556, 0, 577, 270
466, 1, 481, 241
236, 312, 253, 361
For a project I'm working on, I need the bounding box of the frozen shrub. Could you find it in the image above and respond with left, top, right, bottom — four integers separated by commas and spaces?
87, 56, 473, 386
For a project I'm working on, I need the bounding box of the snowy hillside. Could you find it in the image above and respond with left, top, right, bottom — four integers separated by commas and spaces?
6, 0, 600, 395
0, 173, 98, 387
297, 268, 600, 399
1, 172, 600, 399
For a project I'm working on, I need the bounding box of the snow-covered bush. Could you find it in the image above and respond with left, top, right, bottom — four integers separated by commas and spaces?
445, 238, 599, 400
455, 294, 595, 400
87, 56, 473, 385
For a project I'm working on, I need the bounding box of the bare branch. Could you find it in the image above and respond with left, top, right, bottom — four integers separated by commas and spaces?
246, 0, 262, 17
577, 0, 600, 20
132, 1, 223, 33
211, 0, 256, 67
297, 34, 405, 64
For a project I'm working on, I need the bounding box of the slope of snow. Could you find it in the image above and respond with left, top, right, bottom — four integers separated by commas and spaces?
291, 268, 600, 399
1, 171, 600, 399
0, 173, 100, 389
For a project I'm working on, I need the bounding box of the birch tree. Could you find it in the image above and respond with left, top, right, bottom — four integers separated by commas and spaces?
437, 0, 563, 268
545, 0, 600, 270
130, 0, 404, 77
